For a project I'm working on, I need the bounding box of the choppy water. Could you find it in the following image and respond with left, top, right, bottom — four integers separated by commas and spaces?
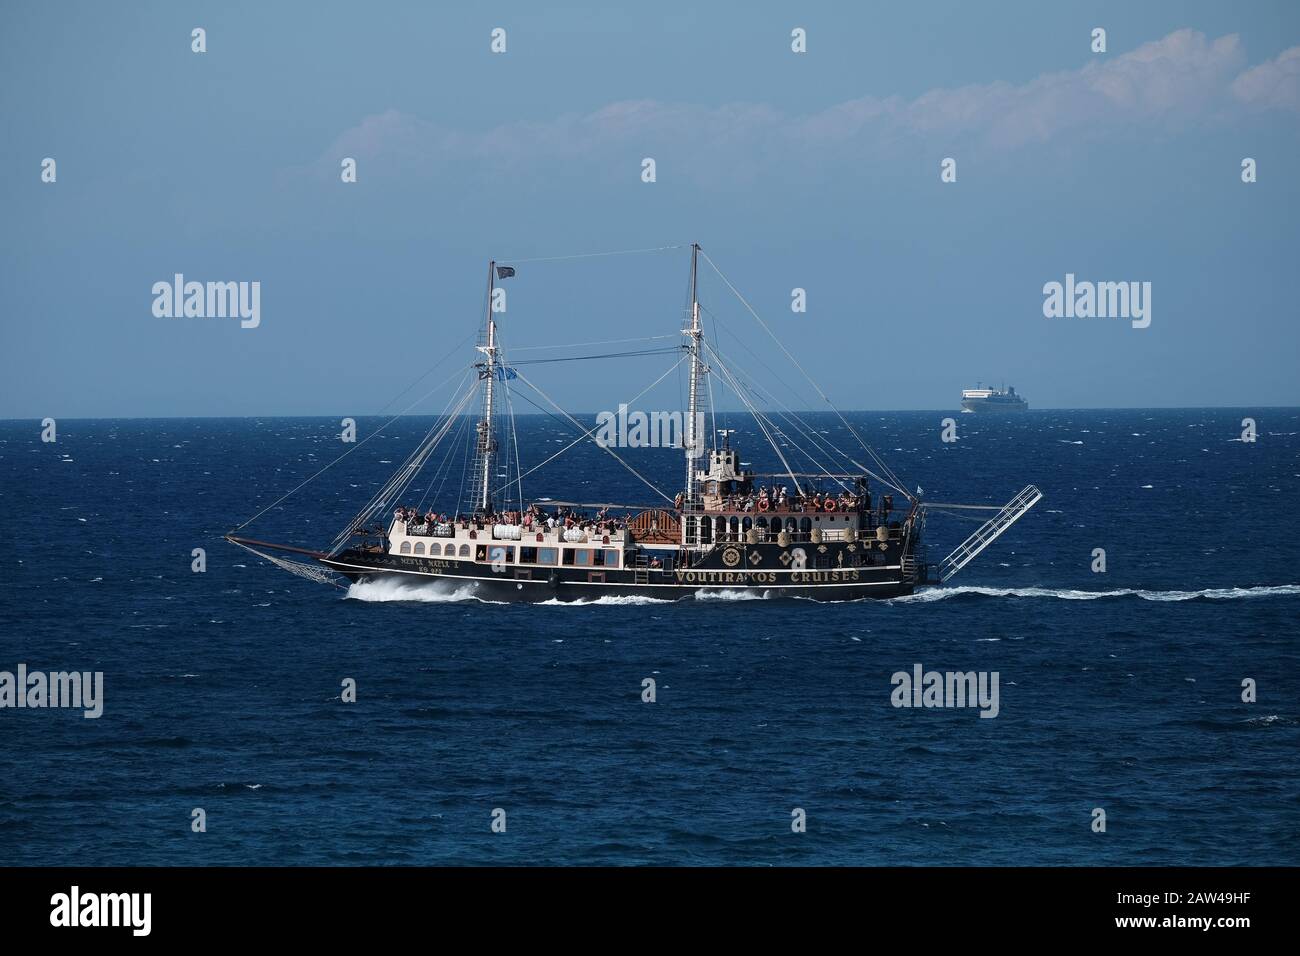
1, 410, 1297, 865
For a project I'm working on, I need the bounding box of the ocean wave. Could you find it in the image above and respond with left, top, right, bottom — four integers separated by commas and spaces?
537, 594, 674, 606
692, 588, 772, 601
892, 584, 1300, 604
344, 578, 505, 604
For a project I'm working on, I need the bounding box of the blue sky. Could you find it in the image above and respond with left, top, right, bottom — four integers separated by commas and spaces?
2, 0, 1298, 416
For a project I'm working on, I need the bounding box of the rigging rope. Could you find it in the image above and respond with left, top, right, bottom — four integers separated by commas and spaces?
509, 334, 678, 353
230, 365, 475, 536
699, 301, 869, 482
228, 539, 347, 589
493, 357, 688, 505
502, 243, 686, 264
328, 375, 479, 554
699, 249, 911, 498
701, 329, 892, 494
510, 346, 682, 366
498, 342, 527, 515
703, 341, 804, 491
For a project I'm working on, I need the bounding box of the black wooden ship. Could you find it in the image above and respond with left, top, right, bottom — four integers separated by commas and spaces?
228, 244, 1040, 601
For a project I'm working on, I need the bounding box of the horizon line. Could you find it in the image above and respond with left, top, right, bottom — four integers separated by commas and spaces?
3, 405, 1298, 423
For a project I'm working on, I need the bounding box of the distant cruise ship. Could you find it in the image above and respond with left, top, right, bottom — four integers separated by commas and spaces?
961, 384, 1029, 413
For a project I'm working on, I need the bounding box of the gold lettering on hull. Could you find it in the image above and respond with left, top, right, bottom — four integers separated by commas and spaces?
397, 558, 456, 572
672, 569, 862, 585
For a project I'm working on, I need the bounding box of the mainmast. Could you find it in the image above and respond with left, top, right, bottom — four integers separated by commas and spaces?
470, 260, 498, 516
684, 243, 703, 503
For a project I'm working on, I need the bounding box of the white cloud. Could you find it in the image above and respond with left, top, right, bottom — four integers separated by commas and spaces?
314, 30, 1292, 182
1232, 44, 1300, 112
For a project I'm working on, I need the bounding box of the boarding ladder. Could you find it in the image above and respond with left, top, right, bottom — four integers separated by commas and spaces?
935, 485, 1042, 583
633, 552, 651, 585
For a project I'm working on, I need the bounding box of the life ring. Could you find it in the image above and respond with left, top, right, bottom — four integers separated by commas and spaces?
469, 530, 477, 540
824, 498, 837, 512
757, 498, 770, 512
536, 532, 544, 542
602, 535, 610, 544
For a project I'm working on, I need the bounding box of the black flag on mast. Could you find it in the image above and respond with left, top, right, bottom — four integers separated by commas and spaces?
496, 265, 515, 279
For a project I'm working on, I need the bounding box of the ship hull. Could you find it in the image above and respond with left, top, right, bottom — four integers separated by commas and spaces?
960, 399, 1028, 413
321, 550, 917, 602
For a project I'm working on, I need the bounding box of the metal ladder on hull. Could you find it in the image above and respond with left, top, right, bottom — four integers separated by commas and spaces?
936, 485, 1042, 583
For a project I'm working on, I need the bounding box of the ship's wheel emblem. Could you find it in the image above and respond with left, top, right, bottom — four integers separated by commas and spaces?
722, 547, 741, 568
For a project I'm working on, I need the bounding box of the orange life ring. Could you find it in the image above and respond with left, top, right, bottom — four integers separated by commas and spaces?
758, 498, 770, 512
824, 498, 837, 512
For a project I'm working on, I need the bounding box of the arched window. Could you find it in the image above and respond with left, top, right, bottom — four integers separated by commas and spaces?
786, 517, 798, 534
756, 516, 768, 532
459, 544, 471, 557
800, 517, 812, 535
399, 541, 412, 554
729, 516, 740, 538
414, 542, 425, 555
741, 516, 752, 533
429, 543, 441, 556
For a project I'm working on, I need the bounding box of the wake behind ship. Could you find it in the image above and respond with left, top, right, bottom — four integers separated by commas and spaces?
227, 244, 1040, 602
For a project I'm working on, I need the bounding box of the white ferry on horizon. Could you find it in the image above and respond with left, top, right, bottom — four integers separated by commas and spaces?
961, 384, 1029, 414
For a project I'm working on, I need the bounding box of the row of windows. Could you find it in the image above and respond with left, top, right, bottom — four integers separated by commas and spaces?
695, 515, 848, 533
399, 541, 472, 557
479, 545, 621, 568
396, 540, 621, 568
688, 514, 856, 543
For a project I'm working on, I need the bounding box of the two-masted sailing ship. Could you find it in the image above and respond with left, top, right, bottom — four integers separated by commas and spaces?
227, 244, 1041, 601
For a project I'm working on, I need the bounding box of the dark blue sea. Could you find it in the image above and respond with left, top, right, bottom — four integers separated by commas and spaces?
1, 410, 1297, 866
